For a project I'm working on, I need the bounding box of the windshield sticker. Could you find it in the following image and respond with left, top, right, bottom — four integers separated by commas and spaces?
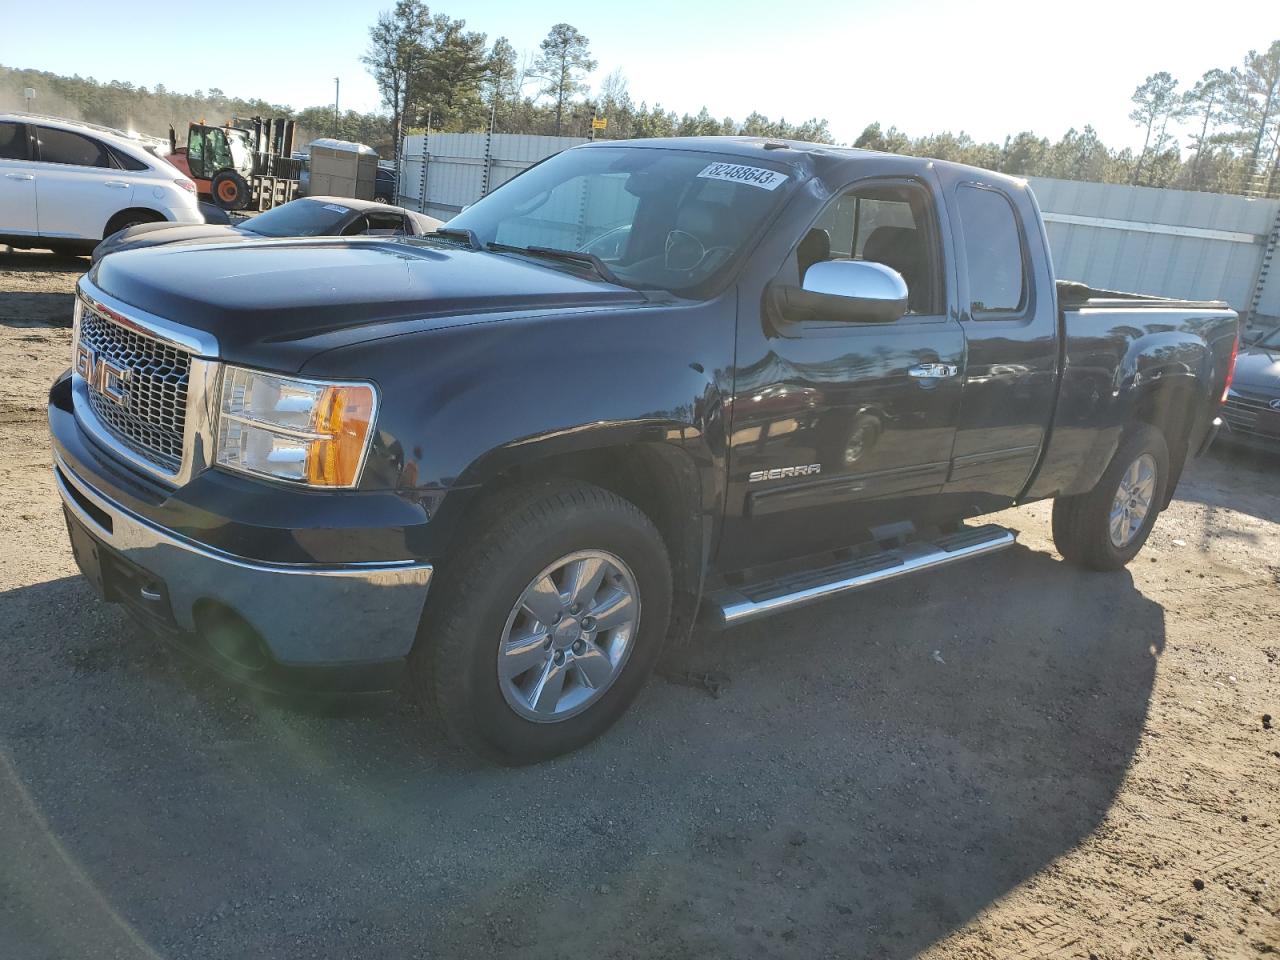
696, 162, 788, 191
323, 203, 350, 213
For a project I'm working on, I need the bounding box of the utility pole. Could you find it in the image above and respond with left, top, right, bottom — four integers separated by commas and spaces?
333, 77, 340, 137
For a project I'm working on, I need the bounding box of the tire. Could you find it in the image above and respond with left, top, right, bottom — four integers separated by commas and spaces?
411, 481, 673, 764
102, 211, 161, 240
374, 193, 393, 205
211, 170, 251, 211
1052, 424, 1169, 571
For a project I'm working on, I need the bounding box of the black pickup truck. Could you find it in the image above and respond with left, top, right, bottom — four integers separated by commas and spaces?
49, 137, 1239, 763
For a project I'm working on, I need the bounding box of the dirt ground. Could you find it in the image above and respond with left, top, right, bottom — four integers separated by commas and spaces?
1, 248, 1277, 960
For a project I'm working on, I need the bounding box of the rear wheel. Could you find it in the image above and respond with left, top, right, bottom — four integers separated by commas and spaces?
211, 170, 251, 211
411, 481, 673, 764
102, 210, 162, 240
1052, 424, 1169, 570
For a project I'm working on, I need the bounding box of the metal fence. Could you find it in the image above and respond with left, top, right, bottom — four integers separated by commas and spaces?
397, 135, 1280, 330
1028, 176, 1280, 328
397, 132, 587, 222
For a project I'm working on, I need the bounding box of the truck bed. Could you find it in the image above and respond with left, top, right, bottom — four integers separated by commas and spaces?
1021, 283, 1238, 504
1056, 279, 1230, 312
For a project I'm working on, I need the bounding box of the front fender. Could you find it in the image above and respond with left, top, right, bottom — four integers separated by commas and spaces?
300, 298, 736, 560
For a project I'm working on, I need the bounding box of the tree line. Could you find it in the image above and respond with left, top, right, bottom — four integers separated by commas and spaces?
360, 0, 1277, 198
850, 44, 1278, 198
4, 23, 1277, 198
0, 63, 391, 150
360, 1, 832, 147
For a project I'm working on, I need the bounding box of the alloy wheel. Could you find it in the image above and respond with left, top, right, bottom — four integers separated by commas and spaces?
1109, 453, 1158, 547
497, 550, 641, 722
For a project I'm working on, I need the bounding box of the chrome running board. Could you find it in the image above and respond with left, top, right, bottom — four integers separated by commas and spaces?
706, 524, 1016, 627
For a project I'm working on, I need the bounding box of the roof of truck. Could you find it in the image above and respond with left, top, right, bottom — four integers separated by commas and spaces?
576, 136, 1030, 192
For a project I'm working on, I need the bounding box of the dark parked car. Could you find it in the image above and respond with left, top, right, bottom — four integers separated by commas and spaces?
50, 137, 1238, 764
1219, 325, 1280, 453
375, 164, 396, 205
92, 196, 440, 264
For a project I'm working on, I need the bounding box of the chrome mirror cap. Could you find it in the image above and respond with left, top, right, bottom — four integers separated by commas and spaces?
778, 259, 908, 324
803, 259, 908, 303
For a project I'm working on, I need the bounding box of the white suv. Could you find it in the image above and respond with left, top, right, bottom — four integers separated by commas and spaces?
0, 113, 202, 256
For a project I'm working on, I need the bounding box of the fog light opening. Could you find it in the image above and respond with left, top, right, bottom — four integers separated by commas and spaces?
192, 600, 271, 672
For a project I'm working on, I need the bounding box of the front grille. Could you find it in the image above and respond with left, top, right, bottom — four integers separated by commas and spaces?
78, 303, 191, 471
1223, 391, 1279, 437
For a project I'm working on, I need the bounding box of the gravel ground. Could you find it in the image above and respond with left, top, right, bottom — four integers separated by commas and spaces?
1, 248, 1277, 959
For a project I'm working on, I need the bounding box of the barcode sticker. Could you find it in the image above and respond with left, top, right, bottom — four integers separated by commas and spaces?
696, 162, 789, 191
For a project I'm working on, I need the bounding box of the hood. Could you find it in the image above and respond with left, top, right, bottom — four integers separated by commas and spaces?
87, 237, 649, 370
94, 223, 244, 263
1232, 345, 1280, 391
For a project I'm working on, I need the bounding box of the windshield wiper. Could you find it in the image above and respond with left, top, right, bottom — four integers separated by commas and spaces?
430, 226, 482, 250
486, 242, 621, 285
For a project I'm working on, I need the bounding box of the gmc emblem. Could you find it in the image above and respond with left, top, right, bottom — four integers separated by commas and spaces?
75, 343, 130, 406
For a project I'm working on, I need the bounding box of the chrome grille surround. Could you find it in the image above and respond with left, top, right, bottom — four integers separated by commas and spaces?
71, 279, 221, 486
78, 303, 190, 470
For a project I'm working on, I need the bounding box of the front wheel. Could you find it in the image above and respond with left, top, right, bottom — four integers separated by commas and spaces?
1052, 424, 1170, 571
211, 170, 251, 210
411, 481, 672, 764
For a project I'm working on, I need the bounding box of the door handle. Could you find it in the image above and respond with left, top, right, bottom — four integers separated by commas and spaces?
103, 181, 130, 189
5, 173, 35, 181
908, 363, 959, 379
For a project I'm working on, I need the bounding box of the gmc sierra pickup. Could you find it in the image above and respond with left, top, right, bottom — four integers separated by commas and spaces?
49, 137, 1239, 763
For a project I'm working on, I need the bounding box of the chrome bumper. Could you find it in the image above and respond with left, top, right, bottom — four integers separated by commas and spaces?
54, 453, 433, 665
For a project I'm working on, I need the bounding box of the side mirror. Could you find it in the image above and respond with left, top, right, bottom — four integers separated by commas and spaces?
772, 259, 909, 324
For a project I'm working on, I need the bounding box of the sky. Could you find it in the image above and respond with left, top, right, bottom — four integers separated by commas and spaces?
4, 0, 1279, 152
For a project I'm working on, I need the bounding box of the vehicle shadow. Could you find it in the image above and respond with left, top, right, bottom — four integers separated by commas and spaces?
0, 248, 88, 270
0, 545, 1163, 959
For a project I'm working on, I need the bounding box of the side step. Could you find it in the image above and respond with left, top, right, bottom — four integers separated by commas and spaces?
706, 523, 1016, 627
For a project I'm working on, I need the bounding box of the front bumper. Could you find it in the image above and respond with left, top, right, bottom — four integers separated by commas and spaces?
1215, 421, 1280, 456
54, 451, 433, 680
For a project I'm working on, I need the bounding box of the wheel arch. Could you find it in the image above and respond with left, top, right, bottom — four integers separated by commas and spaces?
444, 438, 711, 646
103, 207, 167, 239
1130, 372, 1207, 508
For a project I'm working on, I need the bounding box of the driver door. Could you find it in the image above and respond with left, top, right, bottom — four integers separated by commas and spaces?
719, 176, 966, 568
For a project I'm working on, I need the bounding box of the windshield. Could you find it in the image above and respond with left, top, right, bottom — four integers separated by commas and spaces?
228, 130, 255, 175
1257, 326, 1280, 349
240, 199, 350, 237
445, 146, 795, 296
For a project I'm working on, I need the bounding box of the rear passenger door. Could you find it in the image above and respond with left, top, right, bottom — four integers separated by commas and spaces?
0, 121, 38, 234
939, 180, 1058, 511
721, 176, 966, 567
33, 126, 134, 241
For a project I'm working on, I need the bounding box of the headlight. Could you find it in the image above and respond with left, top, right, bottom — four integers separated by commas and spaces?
215, 366, 378, 488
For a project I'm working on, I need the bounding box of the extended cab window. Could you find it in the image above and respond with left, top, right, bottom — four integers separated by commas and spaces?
806, 182, 940, 315
956, 185, 1026, 315
0, 122, 29, 160
35, 127, 111, 168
